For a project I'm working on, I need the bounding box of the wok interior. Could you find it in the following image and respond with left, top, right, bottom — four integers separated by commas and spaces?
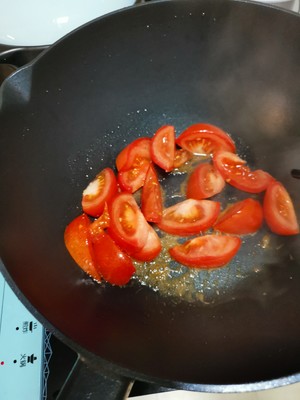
1, 0, 300, 387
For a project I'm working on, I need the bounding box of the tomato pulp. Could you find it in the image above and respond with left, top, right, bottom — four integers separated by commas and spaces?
157, 199, 220, 236
213, 150, 273, 193
186, 162, 225, 199
81, 167, 118, 217
176, 123, 236, 156
169, 235, 242, 268
64, 214, 101, 281
214, 198, 263, 234
263, 180, 299, 235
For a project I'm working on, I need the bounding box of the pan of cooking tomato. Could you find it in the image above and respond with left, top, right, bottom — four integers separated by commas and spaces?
1, 0, 300, 398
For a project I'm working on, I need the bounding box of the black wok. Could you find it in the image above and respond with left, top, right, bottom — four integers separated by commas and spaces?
1, 0, 300, 398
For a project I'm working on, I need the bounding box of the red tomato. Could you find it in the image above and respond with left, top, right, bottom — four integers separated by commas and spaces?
131, 226, 162, 262
107, 193, 150, 254
214, 198, 263, 234
117, 138, 152, 193
169, 234, 241, 268
118, 162, 150, 193
64, 214, 101, 281
92, 229, 135, 286
176, 123, 236, 156
157, 199, 220, 236
116, 137, 151, 171
82, 167, 118, 217
186, 162, 225, 199
213, 150, 273, 193
141, 163, 163, 223
89, 202, 110, 237
173, 148, 193, 169
263, 180, 299, 235
151, 125, 175, 172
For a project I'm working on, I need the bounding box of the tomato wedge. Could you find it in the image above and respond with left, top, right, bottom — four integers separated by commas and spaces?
169, 234, 241, 268
141, 163, 163, 223
173, 148, 193, 169
157, 199, 220, 236
116, 137, 151, 171
117, 138, 152, 193
89, 202, 110, 238
263, 180, 299, 235
131, 226, 162, 262
107, 192, 150, 254
64, 214, 101, 281
151, 125, 175, 172
176, 123, 236, 156
214, 198, 263, 234
82, 167, 118, 217
186, 162, 225, 199
92, 229, 135, 285
213, 150, 273, 193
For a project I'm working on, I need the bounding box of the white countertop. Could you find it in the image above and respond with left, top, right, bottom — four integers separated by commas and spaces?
130, 384, 300, 399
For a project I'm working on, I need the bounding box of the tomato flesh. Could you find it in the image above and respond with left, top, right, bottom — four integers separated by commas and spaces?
157, 199, 220, 236
213, 150, 273, 193
117, 138, 152, 193
131, 226, 162, 262
214, 198, 263, 234
141, 163, 163, 223
118, 161, 150, 193
64, 214, 101, 281
173, 148, 193, 168
82, 167, 118, 217
108, 193, 150, 254
169, 234, 241, 268
176, 123, 236, 156
116, 137, 151, 171
186, 162, 225, 199
92, 229, 135, 285
89, 202, 110, 237
263, 180, 299, 235
151, 125, 175, 172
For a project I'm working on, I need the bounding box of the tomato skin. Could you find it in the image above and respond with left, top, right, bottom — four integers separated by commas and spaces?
92, 230, 135, 285
141, 163, 163, 223
213, 150, 273, 193
116, 146, 129, 172
263, 180, 299, 235
157, 199, 220, 236
131, 226, 162, 262
117, 138, 152, 193
107, 193, 149, 254
64, 214, 101, 281
186, 162, 225, 199
82, 168, 118, 217
214, 198, 263, 234
116, 137, 152, 171
169, 234, 241, 269
176, 123, 236, 156
151, 125, 175, 172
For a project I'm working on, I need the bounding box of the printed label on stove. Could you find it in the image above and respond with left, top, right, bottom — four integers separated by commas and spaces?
0, 272, 44, 400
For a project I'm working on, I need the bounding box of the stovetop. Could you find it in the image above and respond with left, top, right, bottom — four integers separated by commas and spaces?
2, 269, 300, 400
0, 271, 52, 399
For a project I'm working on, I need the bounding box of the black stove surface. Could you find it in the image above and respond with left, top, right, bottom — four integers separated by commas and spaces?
47, 335, 173, 399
